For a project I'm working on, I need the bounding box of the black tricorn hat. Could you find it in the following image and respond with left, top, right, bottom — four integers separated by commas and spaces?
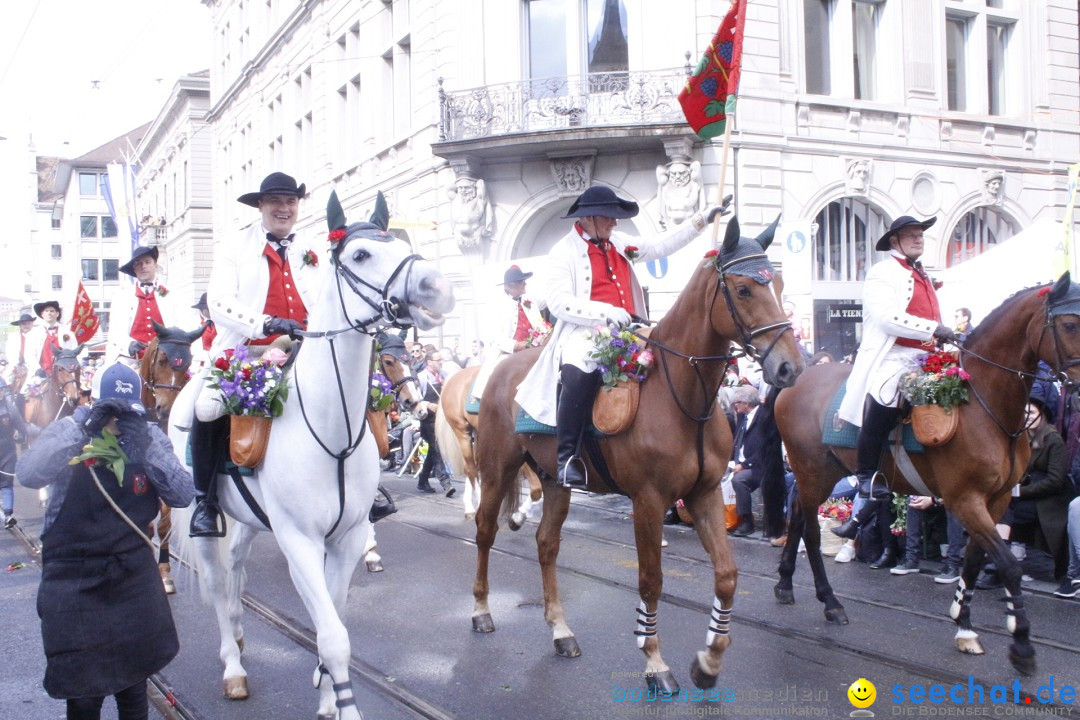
10, 312, 34, 326
192, 292, 209, 311
33, 300, 62, 321
119, 245, 160, 277
237, 172, 307, 208
503, 265, 533, 285
562, 186, 639, 220
876, 215, 937, 252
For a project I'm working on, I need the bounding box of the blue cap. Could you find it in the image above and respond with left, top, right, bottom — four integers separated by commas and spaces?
95, 363, 146, 415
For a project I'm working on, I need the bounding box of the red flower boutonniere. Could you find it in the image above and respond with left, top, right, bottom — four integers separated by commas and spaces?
156, 286, 169, 297
523, 299, 533, 309
624, 245, 640, 262
702, 248, 719, 268
932, 278, 944, 290
328, 229, 347, 245
303, 250, 319, 267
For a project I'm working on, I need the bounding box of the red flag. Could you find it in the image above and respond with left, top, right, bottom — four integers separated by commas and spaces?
678, 0, 747, 141
70, 280, 100, 344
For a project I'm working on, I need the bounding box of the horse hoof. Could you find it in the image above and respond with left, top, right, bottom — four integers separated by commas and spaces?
1009, 645, 1037, 677
824, 607, 849, 625
366, 560, 384, 573
472, 614, 495, 633
774, 585, 794, 605
554, 636, 581, 658
465, 511, 476, 521
690, 655, 718, 690
223, 676, 249, 700
508, 512, 526, 531
955, 633, 984, 656
646, 670, 680, 696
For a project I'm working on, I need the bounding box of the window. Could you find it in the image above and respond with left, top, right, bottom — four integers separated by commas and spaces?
946, 208, 1016, 267
102, 216, 118, 238
803, 0, 832, 95
82, 259, 100, 281
103, 259, 120, 281
986, 22, 1009, 115
852, 0, 879, 100
79, 172, 100, 196
51, 218, 61, 229
94, 302, 111, 333
586, 0, 628, 74
51, 275, 63, 291
51, 244, 62, 259
945, 17, 967, 111
813, 198, 888, 282
80, 216, 98, 238
946, 4, 1017, 115
526, 0, 628, 80
527, 0, 568, 80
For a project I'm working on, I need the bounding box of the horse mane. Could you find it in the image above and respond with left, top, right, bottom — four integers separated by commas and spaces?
963, 283, 1048, 346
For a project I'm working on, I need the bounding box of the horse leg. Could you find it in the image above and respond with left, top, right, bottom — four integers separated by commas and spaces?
509, 466, 540, 531
799, 503, 848, 624
273, 525, 362, 720
471, 450, 519, 633
684, 491, 737, 690
157, 501, 176, 594
773, 503, 803, 604
950, 540, 987, 656
361, 522, 383, 572
630, 496, 679, 696
195, 525, 255, 700
536, 486, 579, 657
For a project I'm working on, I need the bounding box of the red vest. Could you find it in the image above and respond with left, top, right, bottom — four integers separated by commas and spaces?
201, 321, 217, 351
40, 327, 61, 373
251, 245, 308, 345
129, 287, 166, 356
893, 257, 942, 349
580, 227, 635, 314
513, 301, 533, 343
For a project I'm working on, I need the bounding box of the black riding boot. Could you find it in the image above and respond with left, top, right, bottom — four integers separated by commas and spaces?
555, 365, 600, 488
831, 499, 882, 540
853, 397, 901, 500
189, 416, 228, 538
870, 503, 898, 569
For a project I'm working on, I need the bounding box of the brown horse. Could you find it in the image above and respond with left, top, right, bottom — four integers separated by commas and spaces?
769, 274, 1080, 676
138, 322, 207, 594
24, 346, 82, 430
435, 364, 543, 525
471, 218, 805, 694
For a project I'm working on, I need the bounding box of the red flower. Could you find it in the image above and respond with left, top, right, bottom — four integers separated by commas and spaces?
156, 286, 169, 297
704, 249, 718, 258
328, 229, 347, 244
241, 367, 252, 380
625, 245, 640, 261
303, 250, 318, 267
214, 356, 230, 371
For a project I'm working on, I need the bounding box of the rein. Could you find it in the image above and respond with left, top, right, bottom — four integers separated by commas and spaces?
142, 343, 187, 394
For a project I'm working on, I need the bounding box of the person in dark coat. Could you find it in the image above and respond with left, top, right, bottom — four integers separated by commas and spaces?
16, 363, 194, 720
416, 349, 454, 496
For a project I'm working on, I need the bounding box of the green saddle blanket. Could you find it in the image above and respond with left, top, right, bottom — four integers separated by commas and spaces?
823, 384, 924, 454
464, 375, 480, 415
515, 409, 603, 436
185, 437, 255, 476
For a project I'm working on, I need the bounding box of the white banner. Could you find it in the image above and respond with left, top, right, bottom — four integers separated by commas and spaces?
778, 218, 813, 295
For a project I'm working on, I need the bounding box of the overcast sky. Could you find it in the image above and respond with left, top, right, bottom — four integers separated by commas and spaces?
0, 0, 212, 157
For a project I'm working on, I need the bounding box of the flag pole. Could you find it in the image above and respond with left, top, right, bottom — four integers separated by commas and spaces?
709, 115, 735, 245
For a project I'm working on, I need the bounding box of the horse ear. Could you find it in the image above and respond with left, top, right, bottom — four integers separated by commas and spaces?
152, 320, 167, 337
756, 215, 781, 250
1050, 271, 1072, 302
189, 323, 209, 342
721, 215, 741, 256
51, 345, 62, 358
327, 190, 347, 232
369, 191, 390, 232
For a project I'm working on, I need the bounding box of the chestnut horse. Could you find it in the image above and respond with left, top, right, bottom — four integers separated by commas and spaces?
471, 218, 804, 694
769, 274, 1080, 676
24, 346, 82, 430
139, 322, 207, 594
434, 364, 543, 525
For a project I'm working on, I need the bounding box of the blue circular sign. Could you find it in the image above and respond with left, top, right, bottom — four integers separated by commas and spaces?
645, 257, 669, 279
786, 230, 807, 254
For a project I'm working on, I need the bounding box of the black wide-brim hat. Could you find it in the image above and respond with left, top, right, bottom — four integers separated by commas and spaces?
876, 215, 937, 252
119, 245, 160, 277
502, 265, 533, 285
10, 312, 34, 326
192, 292, 209, 311
33, 300, 62, 321
562, 186, 639, 220
238, 172, 307, 208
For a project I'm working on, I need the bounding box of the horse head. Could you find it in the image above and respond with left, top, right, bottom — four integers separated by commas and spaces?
712, 216, 804, 387
374, 331, 426, 417
325, 190, 455, 332
50, 345, 83, 405
144, 322, 206, 421
1041, 271, 1080, 386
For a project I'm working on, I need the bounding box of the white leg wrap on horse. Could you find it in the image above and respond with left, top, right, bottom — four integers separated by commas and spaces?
949, 585, 972, 621
706, 596, 732, 646
634, 601, 657, 650
1004, 589, 1020, 634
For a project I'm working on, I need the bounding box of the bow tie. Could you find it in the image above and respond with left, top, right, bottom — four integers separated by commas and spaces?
267, 233, 294, 247
140, 282, 155, 290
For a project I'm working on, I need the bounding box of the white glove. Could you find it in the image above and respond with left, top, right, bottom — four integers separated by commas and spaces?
606, 307, 632, 328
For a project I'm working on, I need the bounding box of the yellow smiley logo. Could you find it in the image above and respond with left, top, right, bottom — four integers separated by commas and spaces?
847, 678, 876, 708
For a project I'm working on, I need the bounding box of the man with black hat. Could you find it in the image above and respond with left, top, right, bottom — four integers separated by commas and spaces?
832, 215, 957, 539
105, 245, 185, 367
188, 171, 321, 537
515, 185, 728, 488
25, 300, 71, 379
189, 292, 217, 371
5, 311, 37, 387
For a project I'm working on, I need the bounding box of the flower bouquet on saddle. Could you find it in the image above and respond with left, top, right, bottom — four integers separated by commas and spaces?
209, 344, 290, 467
898, 349, 970, 446
586, 325, 654, 435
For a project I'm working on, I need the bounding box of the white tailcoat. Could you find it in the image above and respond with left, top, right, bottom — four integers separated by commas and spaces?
837, 252, 939, 425
104, 281, 189, 366
516, 218, 703, 426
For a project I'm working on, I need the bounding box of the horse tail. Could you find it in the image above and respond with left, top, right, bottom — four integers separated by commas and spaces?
435, 407, 467, 478
758, 385, 788, 538
500, 471, 524, 527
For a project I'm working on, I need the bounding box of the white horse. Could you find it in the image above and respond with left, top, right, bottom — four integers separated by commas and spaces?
169, 193, 454, 719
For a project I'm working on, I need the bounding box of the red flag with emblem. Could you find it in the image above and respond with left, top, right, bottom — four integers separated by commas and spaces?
70, 280, 100, 343
678, 0, 747, 141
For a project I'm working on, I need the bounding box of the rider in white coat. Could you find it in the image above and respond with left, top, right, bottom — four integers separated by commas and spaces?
105, 246, 188, 368
515, 185, 728, 488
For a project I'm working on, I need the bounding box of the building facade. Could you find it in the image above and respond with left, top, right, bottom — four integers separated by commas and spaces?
198, 0, 1079, 355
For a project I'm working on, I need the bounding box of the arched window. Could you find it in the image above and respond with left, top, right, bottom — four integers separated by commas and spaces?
945, 207, 1018, 267
812, 198, 888, 282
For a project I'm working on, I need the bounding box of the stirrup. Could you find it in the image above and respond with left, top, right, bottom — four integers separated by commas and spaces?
867, 471, 891, 500
190, 501, 227, 538
557, 456, 588, 488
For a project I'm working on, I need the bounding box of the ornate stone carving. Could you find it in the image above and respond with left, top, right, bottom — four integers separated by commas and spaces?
982, 169, 1004, 206
549, 156, 593, 197
845, 159, 871, 195
447, 176, 494, 250
656, 156, 705, 229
